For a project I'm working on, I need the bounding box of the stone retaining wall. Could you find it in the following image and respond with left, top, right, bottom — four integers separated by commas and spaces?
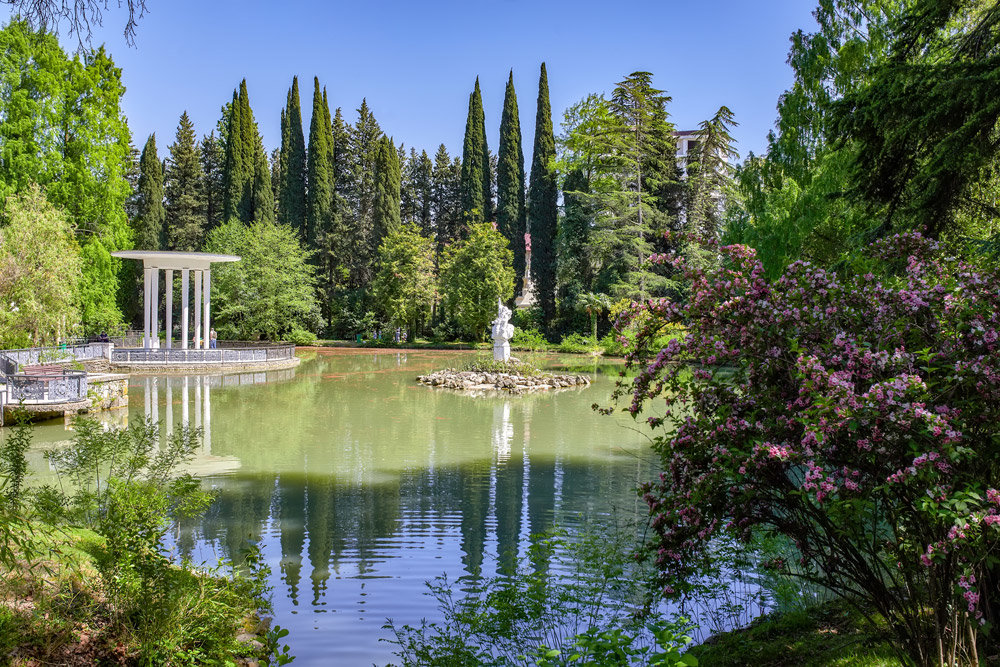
110, 356, 301, 375
2, 373, 128, 424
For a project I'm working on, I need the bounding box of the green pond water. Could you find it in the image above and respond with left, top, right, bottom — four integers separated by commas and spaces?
15, 349, 659, 665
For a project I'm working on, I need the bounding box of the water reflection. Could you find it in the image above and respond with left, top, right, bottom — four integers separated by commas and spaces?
19, 351, 653, 664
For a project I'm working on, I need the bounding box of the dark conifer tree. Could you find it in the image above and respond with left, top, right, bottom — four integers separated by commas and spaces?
222, 80, 264, 223
133, 133, 165, 250
252, 140, 275, 223
270, 147, 281, 204
497, 70, 526, 280
200, 132, 224, 230
347, 99, 383, 287
460, 78, 491, 225
527, 63, 558, 327
164, 111, 206, 251
372, 135, 401, 249
416, 149, 433, 235
401, 147, 419, 225
306, 78, 333, 248
278, 77, 308, 234
556, 167, 594, 329
432, 144, 462, 255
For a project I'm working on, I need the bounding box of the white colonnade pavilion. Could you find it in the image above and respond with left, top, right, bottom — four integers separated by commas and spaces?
111, 251, 240, 349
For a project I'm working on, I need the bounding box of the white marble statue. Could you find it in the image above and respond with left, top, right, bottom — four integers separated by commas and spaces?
491, 298, 515, 361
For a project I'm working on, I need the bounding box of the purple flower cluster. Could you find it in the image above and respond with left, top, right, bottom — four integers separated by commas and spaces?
616, 232, 1000, 643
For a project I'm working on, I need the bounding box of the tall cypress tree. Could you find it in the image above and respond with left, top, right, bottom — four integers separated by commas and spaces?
278, 77, 308, 233
497, 69, 526, 281
133, 133, 165, 250
460, 78, 491, 226
306, 77, 333, 247
200, 132, 224, 230
372, 135, 402, 250
164, 111, 206, 251
527, 63, 558, 327
222, 89, 245, 222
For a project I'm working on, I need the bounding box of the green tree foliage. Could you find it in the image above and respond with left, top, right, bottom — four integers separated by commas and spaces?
278, 76, 307, 233
556, 168, 594, 332
204, 219, 320, 341
0, 21, 132, 332
527, 63, 559, 324
0, 186, 82, 347
725, 0, 917, 275
372, 223, 437, 336
432, 144, 463, 255
832, 0, 1000, 240
306, 78, 334, 248
460, 78, 493, 225
345, 99, 384, 287
440, 222, 515, 340
558, 73, 679, 302
133, 134, 165, 250
373, 135, 402, 248
497, 70, 527, 281
163, 111, 206, 252
200, 132, 224, 232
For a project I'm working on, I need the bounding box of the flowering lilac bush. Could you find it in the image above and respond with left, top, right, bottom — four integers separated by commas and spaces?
612, 234, 999, 665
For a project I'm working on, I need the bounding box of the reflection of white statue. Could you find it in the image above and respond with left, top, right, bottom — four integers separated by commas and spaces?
491, 298, 515, 361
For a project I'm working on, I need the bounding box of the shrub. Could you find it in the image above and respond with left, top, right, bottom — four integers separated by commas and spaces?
614, 233, 999, 664
286, 328, 317, 346
512, 326, 548, 351
558, 332, 599, 354
461, 357, 540, 376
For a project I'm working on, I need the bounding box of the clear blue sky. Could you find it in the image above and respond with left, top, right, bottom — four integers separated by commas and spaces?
7, 0, 819, 162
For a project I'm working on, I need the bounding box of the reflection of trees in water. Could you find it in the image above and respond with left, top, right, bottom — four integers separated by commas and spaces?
186, 452, 650, 610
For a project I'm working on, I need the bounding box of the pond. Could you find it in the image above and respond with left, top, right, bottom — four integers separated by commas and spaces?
16, 349, 659, 665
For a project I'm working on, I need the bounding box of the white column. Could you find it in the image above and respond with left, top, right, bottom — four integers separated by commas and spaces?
143, 377, 151, 419
151, 268, 159, 348
165, 269, 173, 349
143, 267, 153, 348
203, 268, 211, 350
181, 270, 190, 350
194, 270, 203, 350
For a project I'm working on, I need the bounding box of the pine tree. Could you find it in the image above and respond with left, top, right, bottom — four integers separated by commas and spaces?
200, 132, 224, 230
527, 63, 558, 327
460, 78, 492, 225
372, 135, 402, 249
685, 106, 738, 241
278, 76, 308, 233
401, 147, 419, 224
306, 77, 333, 247
432, 144, 462, 256
497, 69, 526, 281
164, 111, 206, 251
416, 150, 433, 235
133, 133, 165, 250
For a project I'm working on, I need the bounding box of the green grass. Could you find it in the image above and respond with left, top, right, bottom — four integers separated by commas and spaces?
687, 599, 901, 667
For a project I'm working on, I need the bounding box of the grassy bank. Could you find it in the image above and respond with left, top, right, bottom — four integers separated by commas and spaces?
687, 599, 901, 667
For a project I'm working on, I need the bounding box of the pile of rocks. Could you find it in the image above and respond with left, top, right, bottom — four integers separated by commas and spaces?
417, 368, 590, 393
